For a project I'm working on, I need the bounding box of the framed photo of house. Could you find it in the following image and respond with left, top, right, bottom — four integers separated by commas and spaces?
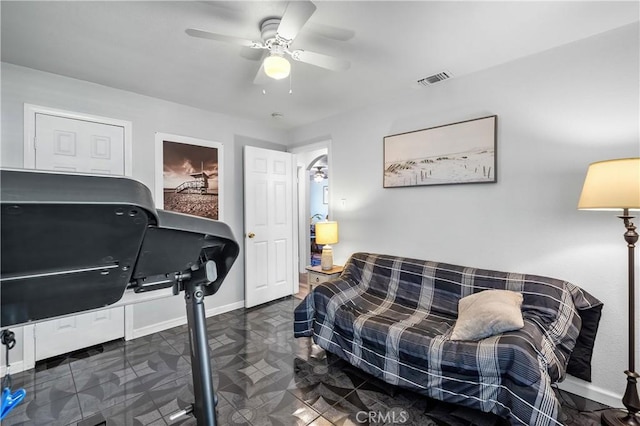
155, 133, 223, 220
383, 115, 497, 188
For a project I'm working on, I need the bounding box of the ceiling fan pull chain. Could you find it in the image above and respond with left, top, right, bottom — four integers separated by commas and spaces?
289, 72, 293, 95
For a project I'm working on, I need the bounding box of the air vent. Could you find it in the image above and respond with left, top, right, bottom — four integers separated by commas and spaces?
417, 71, 453, 86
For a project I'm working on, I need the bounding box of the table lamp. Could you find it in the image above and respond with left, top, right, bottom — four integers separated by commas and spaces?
578, 157, 640, 426
315, 221, 339, 271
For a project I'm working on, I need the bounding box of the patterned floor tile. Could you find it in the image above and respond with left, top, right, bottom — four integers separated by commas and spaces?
214, 395, 253, 426
10, 361, 73, 392
146, 374, 195, 420
72, 361, 137, 392
221, 387, 322, 426
69, 347, 127, 374
348, 381, 476, 426
133, 368, 199, 401
307, 415, 336, 426
218, 366, 286, 408
3, 393, 82, 426
0, 296, 613, 426
76, 375, 152, 419
86, 393, 163, 426
11, 373, 77, 407
287, 356, 368, 405
163, 338, 192, 359
127, 348, 192, 380
122, 335, 175, 359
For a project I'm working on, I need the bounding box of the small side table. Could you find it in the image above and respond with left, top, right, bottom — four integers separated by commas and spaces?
306, 265, 344, 291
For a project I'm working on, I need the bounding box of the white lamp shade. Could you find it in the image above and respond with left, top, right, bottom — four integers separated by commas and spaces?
263, 54, 291, 80
578, 158, 640, 211
315, 221, 338, 245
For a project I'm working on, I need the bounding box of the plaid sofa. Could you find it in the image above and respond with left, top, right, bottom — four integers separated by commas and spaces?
294, 252, 603, 426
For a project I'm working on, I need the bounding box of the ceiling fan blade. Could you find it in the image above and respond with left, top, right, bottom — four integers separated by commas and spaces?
253, 63, 270, 85
290, 50, 350, 72
185, 28, 263, 49
276, 0, 317, 42
305, 22, 355, 42
240, 46, 265, 61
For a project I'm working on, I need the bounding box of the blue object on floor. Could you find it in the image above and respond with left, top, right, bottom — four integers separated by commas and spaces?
1, 386, 26, 420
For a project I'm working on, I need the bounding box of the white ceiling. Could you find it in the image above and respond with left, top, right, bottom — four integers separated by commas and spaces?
2, 1, 637, 130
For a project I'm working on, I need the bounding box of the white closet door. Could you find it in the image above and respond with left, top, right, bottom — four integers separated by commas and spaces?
32, 112, 126, 361
35, 113, 125, 175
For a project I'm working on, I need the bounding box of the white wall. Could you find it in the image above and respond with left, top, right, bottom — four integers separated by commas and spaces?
1, 63, 287, 365
289, 23, 640, 405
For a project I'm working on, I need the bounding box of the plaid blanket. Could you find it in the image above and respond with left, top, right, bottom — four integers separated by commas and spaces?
294, 253, 603, 426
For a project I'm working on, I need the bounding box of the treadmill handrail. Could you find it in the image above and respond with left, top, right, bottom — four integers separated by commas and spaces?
0, 168, 158, 224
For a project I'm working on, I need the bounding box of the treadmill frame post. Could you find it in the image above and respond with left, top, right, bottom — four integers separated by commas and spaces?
185, 281, 217, 425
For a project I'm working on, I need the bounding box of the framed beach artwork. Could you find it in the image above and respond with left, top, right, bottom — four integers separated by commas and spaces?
383, 115, 497, 188
155, 133, 223, 220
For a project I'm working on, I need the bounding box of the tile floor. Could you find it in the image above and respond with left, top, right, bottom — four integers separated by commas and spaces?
3, 297, 611, 425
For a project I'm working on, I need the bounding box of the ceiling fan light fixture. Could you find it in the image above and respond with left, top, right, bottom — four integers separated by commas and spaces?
313, 166, 327, 182
263, 54, 291, 80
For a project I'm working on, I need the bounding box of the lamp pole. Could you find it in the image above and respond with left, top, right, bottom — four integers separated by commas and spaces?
621, 210, 640, 416
603, 209, 640, 426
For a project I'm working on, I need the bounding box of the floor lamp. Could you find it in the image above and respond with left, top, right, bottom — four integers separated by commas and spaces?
578, 157, 640, 426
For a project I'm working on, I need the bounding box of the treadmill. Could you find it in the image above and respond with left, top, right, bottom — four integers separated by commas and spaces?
0, 168, 240, 425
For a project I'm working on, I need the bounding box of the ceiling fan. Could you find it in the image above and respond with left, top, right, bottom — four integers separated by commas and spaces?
185, 0, 350, 84
313, 166, 328, 182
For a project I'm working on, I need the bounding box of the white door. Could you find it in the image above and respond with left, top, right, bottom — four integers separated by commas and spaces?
244, 146, 295, 308
34, 308, 125, 360
32, 112, 126, 361
34, 113, 125, 174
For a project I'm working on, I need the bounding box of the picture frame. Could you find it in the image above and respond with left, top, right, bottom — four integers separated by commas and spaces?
383, 115, 497, 188
323, 186, 328, 204
155, 132, 223, 220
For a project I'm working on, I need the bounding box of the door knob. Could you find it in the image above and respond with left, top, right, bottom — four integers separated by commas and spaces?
248, 232, 255, 239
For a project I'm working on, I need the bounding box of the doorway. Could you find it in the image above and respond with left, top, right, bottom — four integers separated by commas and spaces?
308, 155, 329, 267
290, 142, 330, 298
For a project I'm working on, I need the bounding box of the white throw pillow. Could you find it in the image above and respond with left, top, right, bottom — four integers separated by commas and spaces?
450, 289, 524, 341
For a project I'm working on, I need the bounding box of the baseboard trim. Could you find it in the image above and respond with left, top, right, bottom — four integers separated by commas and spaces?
205, 300, 246, 319
557, 376, 623, 408
0, 360, 26, 376
129, 300, 245, 340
